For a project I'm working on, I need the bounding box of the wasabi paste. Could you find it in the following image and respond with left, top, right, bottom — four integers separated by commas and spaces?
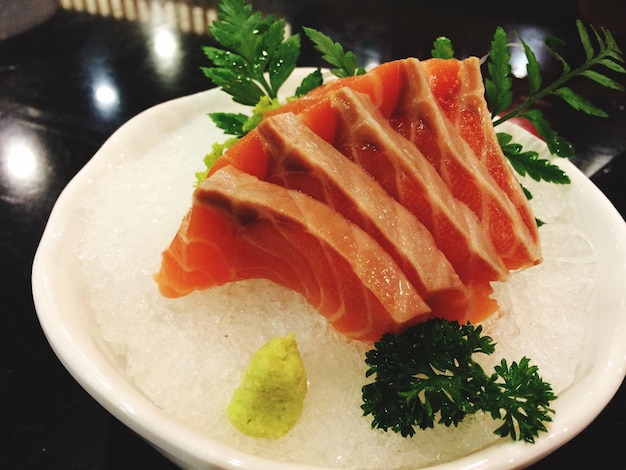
226, 333, 307, 438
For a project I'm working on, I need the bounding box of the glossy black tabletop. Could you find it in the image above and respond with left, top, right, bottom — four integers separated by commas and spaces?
2, 1, 625, 468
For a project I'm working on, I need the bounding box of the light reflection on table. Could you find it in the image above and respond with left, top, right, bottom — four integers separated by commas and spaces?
1, 126, 53, 203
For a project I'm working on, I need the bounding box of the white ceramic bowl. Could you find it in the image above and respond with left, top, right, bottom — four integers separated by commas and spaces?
32, 70, 626, 469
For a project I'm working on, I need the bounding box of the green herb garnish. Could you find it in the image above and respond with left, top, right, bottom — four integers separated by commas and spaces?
194, 137, 239, 183
201, 0, 365, 136
484, 21, 624, 185
196, 0, 364, 183
361, 318, 556, 443
200, 0, 314, 138
484, 26, 514, 119
498, 132, 570, 185
431, 36, 455, 60
490, 21, 625, 128
303, 27, 366, 77
202, 0, 299, 105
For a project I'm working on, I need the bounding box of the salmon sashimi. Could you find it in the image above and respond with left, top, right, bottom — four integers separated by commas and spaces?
256, 112, 470, 320
423, 57, 542, 263
156, 57, 544, 338
208, 60, 404, 178
266, 60, 405, 121
328, 87, 508, 321
329, 88, 507, 283
389, 58, 540, 271
210, 57, 540, 272
155, 165, 431, 341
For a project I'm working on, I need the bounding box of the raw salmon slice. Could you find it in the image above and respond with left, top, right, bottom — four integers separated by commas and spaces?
329, 88, 507, 283
157, 57, 544, 336
328, 87, 507, 321
390, 58, 540, 270
208, 61, 405, 180
257, 111, 470, 320
155, 165, 431, 342
423, 57, 541, 261
266, 60, 404, 121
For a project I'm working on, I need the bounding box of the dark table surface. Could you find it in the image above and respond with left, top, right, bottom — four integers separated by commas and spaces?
2, 0, 625, 468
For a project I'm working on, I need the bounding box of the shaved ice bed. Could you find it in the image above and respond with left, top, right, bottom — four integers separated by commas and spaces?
76, 117, 597, 469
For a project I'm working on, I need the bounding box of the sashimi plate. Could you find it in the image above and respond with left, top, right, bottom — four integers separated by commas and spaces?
32, 69, 626, 470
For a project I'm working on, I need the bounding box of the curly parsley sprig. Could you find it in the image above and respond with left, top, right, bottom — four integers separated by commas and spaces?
361, 318, 556, 443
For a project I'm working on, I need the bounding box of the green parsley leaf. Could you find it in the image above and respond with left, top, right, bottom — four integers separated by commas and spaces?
209, 112, 249, 138
361, 318, 556, 442
552, 86, 609, 117
431, 37, 455, 59
480, 20, 624, 200
203, 0, 300, 104
516, 109, 574, 159
498, 132, 570, 184
484, 26, 513, 117
489, 358, 556, 443
492, 20, 625, 127
521, 37, 542, 94
268, 33, 301, 93
295, 69, 324, 97
303, 27, 366, 78
201, 64, 264, 106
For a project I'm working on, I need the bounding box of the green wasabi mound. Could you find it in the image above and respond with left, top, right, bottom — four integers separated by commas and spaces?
226, 333, 307, 438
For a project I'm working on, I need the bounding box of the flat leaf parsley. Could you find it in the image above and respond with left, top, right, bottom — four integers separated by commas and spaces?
196, 0, 364, 183
303, 27, 366, 78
